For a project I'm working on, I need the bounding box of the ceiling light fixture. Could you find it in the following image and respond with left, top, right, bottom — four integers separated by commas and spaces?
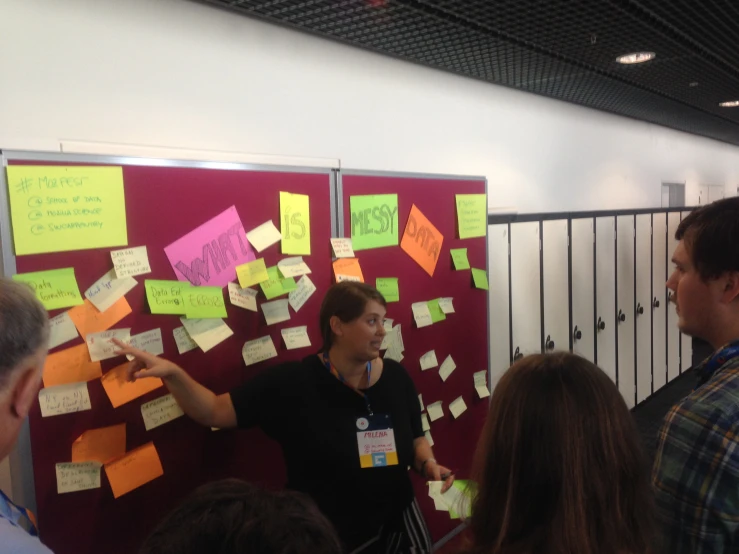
616, 51, 656, 64
719, 100, 739, 107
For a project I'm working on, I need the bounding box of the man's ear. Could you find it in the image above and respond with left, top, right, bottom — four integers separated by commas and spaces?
11, 365, 42, 420
721, 271, 739, 304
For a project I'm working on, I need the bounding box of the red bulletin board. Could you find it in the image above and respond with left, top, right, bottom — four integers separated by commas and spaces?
6, 155, 335, 554
340, 171, 489, 544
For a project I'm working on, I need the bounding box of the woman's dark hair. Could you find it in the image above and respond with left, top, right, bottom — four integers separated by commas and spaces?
140, 479, 343, 554
319, 281, 386, 350
464, 353, 653, 554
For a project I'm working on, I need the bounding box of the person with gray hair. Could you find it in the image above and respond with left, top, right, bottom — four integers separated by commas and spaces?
0, 277, 53, 553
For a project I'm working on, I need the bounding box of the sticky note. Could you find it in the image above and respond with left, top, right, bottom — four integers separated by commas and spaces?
384, 343, 403, 363
43, 343, 102, 388
85, 269, 137, 313
412, 302, 433, 328
127, 329, 164, 361
400, 205, 444, 277
331, 237, 354, 258
279, 192, 311, 255
101, 363, 163, 408
260, 266, 296, 300
376, 278, 399, 303
421, 413, 431, 432
472, 268, 489, 290
173, 326, 198, 354
420, 350, 438, 371
439, 355, 457, 382
438, 297, 455, 314
350, 194, 399, 251
236, 258, 269, 288
145, 280, 189, 315
281, 278, 297, 292
141, 394, 184, 431
281, 326, 312, 350
427, 299, 447, 323
242, 336, 278, 366
165, 206, 256, 288
111, 246, 151, 279
48, 311, 79, 350
418, 394, 424, 411
13, 268, 83, 310
262, 299, 291, 326
427, 401, 444, 422
245, 220, 282, 253
56, 462, 102, 494
183, 286, 227, 319
228, 282, 258, 311
449, 396, 468, 419
68, 297, 132, 337
380, 319, 394, 350
86, 328, 131, 362
288, 275, 316, 312
72, 423, 126, 464
456, 194, 487, 239
179, 317, 233, 353
450, 248, 470, 270
384, 324, 404, 353
474, 370, 490, 398
104, 442, 164, 499
425, 430, 434, 447
6, 166, 127, 256
277, 257, 312, 278
333, 258, 364, 283
39, 382, 92, 417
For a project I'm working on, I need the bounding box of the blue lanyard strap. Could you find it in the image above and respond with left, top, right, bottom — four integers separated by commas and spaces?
696, 341, 739, 390
0, 490, 39, 537
322, 353, 373, 415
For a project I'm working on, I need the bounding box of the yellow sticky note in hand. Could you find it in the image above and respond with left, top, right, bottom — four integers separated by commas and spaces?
236, 258, 269, 288
280, 192, 311, 255
13, 268, 84, 310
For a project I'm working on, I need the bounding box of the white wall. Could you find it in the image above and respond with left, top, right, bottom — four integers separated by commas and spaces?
1, 0, 738, 212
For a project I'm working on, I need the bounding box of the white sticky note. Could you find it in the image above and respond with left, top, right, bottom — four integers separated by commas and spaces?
242, 336, 278, 366
384, 342, 403, 362
383, 324, 404, 353
427, 401, 444, 422
39, 382, 92, 417
288, 275, 317, 312
421, 413, 431, 432
245, 220, 282, 252
380, 319, 394, 350
412, 302, 433, 328
424, 430, 435, 447
86, 328, 131, 362
281, 326, 312, 350
336, 274, 361, 283
127, 328, 164, 361
111, 246, 151, 278
56, 461, 102, 494
420, 350, 439, 371
439, 355, 457, 382
141, 394, 185, 431
48, 311, 79, 350
331, 238, 355, 258
228, 282, 258, 312
438, 297, 455, 314
428, 481, 446, 511
449, 396, 468, 419
85, 269, 137, 312
418, 394, 424, 411
173, 326, 197, 354
474, 370, 490, 398
277, 257, 312, 278
383, 319, 394, 331
262, 299, 291, 326
180, 317, 233, 353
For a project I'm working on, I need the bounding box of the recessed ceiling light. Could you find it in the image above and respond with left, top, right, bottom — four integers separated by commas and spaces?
719, 100, 739, 107
616, 51, 656, 64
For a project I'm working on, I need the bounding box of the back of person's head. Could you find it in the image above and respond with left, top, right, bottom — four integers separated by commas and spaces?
140, 479, 344, 554
465, 353, 652, 554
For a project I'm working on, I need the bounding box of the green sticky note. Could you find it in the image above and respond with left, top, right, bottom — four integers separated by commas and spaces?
427, 299, 446, 323
455, 194, 487, 239
376, 278, 399, 303
184, 286, 227, 318
260, 267, 296, 300
471, 268, 489, 290
281, 277, 297, 293
450, 248, 470, 270
6, 166, 128, 255
145, 280, 190, 315
350, 194, 399, 251
13, 268, 83, 310
280, 191, 311, 255
452, 480, 475, 518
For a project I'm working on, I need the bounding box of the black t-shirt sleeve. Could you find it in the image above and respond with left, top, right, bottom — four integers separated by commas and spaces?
229, 363, 299, 430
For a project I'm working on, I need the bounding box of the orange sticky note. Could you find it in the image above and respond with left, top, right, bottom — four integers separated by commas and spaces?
68, 297, 132, 338
101, 363, 163, 408
400, 205, 444, 277
332, 258, 365, 283
43, 343, 102, 388
72, 423, 126, 464
104, 442, 163, 498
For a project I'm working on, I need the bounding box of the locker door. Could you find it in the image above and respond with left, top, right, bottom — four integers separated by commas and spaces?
652, 213, 668, 392
510, 222, 542, 360
571, 218, 595, 361
488, 224, 511, 390
635, 215, 653, 403
596, 217, 617, 384
542, 220, 569, 355
617, 216, 636, 408
680, 211, 693, 371
667, 212, 681, 381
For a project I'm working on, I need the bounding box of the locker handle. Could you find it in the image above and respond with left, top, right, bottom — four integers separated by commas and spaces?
545, 335, 555, 351
653, 297, 660, 308
514, 347, 524, 362
636, 303, 644, 315
573, 326, 582, 341
597, 317, 606, 331
618, 310, 626, 322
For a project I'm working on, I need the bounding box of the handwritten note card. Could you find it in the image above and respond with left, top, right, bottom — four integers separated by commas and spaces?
277, 257, 312, 278
72, 423, 126, 464
400, 205, 444, 277
227, 282, 258, 311
412, 302, 433, 328
48, 311, 79, 350
242, 336, 278, 366
245, 220, 282, 253
474, 370, 490, 398
101, 363, 163, 408
86, 328, 131, 362
350, 194, 399, 251
179, 317, 233, 353
450, 248, 470, 270
236, 258, 269, 288
420, 350, 439, 371
104, 442, 164, 499
183, 286, 227, 319
281, 326, 311, 350
261, 266, 296, 300
43, 343, 102, 388
13, 268, 83, 310
56, 461, 102, 494
376, 278, 399, 303
173, 326, 198, 354
262, 299, 291, 326
288, 275, 317, 312
85, 269, 137, 312
111, 246, 151, 278
279, 192, 311, 255
427, 401, 444, 422
439, 355, 457, 382
427, 299, 447, 323
141, 394, 184, 431
471, 268, 489, 290
144, 280, 188, 315
455, 194, 487, 239
438, 297, 455, 314
39, 382, 92, 417
449, 396, 468, 419
333, 258, 364, 283
127, 328, 164, 361
68, 297, 132, 337
331, 238, 355, 258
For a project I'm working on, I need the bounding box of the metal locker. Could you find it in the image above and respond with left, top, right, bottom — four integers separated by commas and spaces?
635, 215, 653, 403
510, 222, 542, 361
652, 213, 668, 392
571, 218, 595, 361
616, 216, 636, 408
542, 220, 570, 355
488, 223, 511, 390
667, 212, 681, 382
680, 210, 693, 372
595, 217, 617, 384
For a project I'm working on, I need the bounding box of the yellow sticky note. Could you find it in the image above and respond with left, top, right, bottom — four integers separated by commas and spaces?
12, 268, 83, 310
6, 166, 127, 255
104, 442, 164, 499
236, 258, 269, 288
455, 194, 487, 239
280, 192, 311, 255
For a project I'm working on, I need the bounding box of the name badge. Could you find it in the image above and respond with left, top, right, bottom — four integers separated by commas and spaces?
356, 414, 399, 468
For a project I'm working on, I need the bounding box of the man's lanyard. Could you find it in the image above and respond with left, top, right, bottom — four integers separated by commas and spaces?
696, 341, 739, 390
322, 352, 373, 415
0, 489, 39, 537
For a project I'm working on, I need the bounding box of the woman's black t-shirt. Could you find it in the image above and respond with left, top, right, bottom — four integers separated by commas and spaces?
229, 354, 424, 551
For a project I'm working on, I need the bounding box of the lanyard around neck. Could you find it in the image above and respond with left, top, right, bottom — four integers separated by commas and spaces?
0, 490, 38, 537
322, 352, 373, 415
696, 341, 739, 390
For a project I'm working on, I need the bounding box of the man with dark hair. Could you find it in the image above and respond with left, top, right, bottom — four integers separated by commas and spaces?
0, 277, 52, 552
653, 197, 739, 553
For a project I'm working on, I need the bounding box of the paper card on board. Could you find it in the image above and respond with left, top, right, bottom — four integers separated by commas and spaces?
471, 268, 489, 290
418, 394, 424, 412
427, 401, 444, 422
281, 326, 312, 350
449, 396, 468, 419
277, 257, 312, 278
376, 277, 399, 303
111, 246, 151, 278
427, 299, 447, 323
400, 205, 444, 277
421, 413, 431, 432
127, 329, 164, 361
68, 297, 132, 337
245, 220, 282, 253
330, 238, 355, 258
72, 423, 126, 464
236, 258, 269, 288
183, 286, 227, 319
48, 311, 79, 350
141, 394, 185, 431
450, 248, 470, 270
455, 194, 487, 239
279, 192, 311, 255
350, 194, 399, 251
56, 462, 102, 494
420, 350, 438, 371
288, 275, 317, 312
242, 336, 278, 366
85, 269, 138, 313
39, 382, 92, 417
179, 317, 233, 353
412, 302, 433, 328
439, 355, 457, 382
173, 326, 198, 354
228, 282, 258, 311
104, 442, 164, 499
43, 343, 102, 388
101, 363, 163, 408
332, 258, 364, 283
145, 280, 189, 315
260, 266, 296, 300
474, 370, 490, 398
425, 430, 434, 447
438, 297, 455, 314
261, 299, 291, 326
12, 268, 84, 310
86, 328, 131, 362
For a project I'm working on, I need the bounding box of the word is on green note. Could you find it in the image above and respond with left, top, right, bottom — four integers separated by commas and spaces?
13, 268, 84, 310
350, 194, 399, 251
376, 278, 399, 303
184, 286, 227, 319
455, 194, 487, 239
145, 280, 190, 315
450, 248, 470, 270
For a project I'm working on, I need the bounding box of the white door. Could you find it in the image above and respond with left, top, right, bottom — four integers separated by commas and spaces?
617, 216, 636, 408
510, 222, 542, 361
542, 220, 569, 355
488, 224, 511, 390
652, 213, 668, 392
635, 215, 653, 403
571, 218, 595, 361
667, 212, 681, 382
596, 217, 617, 384
681, 211, 693, 372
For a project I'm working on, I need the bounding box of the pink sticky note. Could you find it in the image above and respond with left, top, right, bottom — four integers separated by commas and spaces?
165, 206, 256, 288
